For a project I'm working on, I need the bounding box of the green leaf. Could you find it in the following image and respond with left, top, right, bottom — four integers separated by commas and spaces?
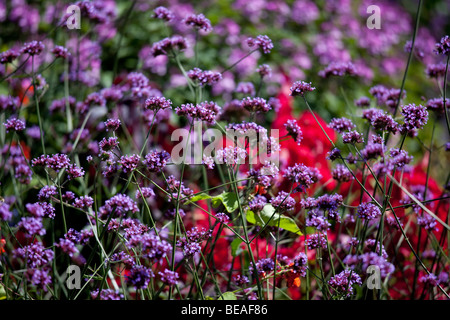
218, 292, 237, 300
246, 204, 303, 235
186, 192, 238, 213
211, 192, 239, 213
231, 237, 244, 257
188, 193, 212, 202
0, 284, 6, 300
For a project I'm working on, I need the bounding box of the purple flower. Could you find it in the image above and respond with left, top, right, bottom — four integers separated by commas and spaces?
306, 233, 328, 250
66, 164, 85, 180
247, 35, 273, 54
283, 163, 322, 189
332, 164, 354, 182
31, 154, 71, 172
248, 195, 267, 213
270, 191, 296, 212
14, 242, 54, 268
400, 103, 428, 134
17, 217, 46, 238
153, 6, 174, 22
256, 64, 272, 78
235, 82, 256, 96
4, 117, 25, 133
357, 203, 381, 220
361, 142, 385, 160
187, 68, 222, 86
99, 194, 139, 218
292, 253, 308, 277
51, 45, 70, 59
420, 273, 441, 287
389, 148, 413, 168
202, 155, 215, 170
126, 265, 154, 289
144, 96, 172, 110
119, 154, 141, 173
326, 148, 341, 161
38, 186, 57, 202
91, 289, 123, 300
215, 212, 230, 223
328, 117, 356, 133
21, 41, 44, 56
215, 146, 247, 165
0, 49, 20, 64
73, 196, 94, 209
104, 118, 121, 131
425, 63, 446, 78
183, 13, 213, 33
135, 187, 155, 200
26, 268, 52, 292
284, 119, 303, 145
143, 150, 170, 172
328, 269, 362, 297
99, 137, 119, 152
289, 81, 315, 96
159, 269, 179, 286
355, 96, 371, 108
151, 36, 188, 57
435, 35, 450, 56
56, 238, 78, 257
417, 214, 438, 231
342, 130, 364, 144
240, 97, 271, 113
0, 203, 12, 221
426, 98, 449, 114
0, 95, 20, 111
318, 61, 357, 78
369, 110, 399, 133
176, 101, 221, 124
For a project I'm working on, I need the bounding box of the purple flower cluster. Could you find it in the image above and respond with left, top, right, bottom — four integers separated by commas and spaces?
240, 97, 271, 113
176, 101, 221, 124
306, 233, 328, 250
187, 68, 222, 86
332, 164, 354, 182
183, 13, 213, 33
357, 202, 381, 220
99, 194, 139, 218
270, 191, 296, 212
247, 35, 273, 54
283, 163, 322, 189
318, 61, 357, 78
435, 35, 450, 55
151, 36, 188, 57
284, 119, 303, 145
4, 117, 25, 133
153, 6, 174, 22
400, 103, 428, 135
143, 150, 170, 173
328, 117, 356, 133
144, 96, 172, 111
328, 269, 362, 297
289, 81, 315, 96
31, 153, 70, 172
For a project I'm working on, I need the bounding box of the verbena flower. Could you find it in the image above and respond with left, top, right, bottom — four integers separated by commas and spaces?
143, 150, 170, 172
284, 119, 303, 145
0, 49, 20, 64
400, 103, 428, 135
104, 118, 121, 131
435, 35, 450, 55
284, 163, 322, 189
357, 203, 381, 220
126, 265, 154, 289
144, 96, 172, 110
247, 35, 273, 54
151, 36, 188, 57
183, 13, 213, 33
289, 81, 315, 96
187, 68, 222, 86
153, 6, 174, 22
328, 269, 362, 297
332, 164, 354, 182
159, 269, 179, 286
342, 130, 364, 144
176, 101, 221, 124
240, 97, 271, 113
328, 117, 356, 133
4, 117, 25, 133
318, 61, 357, 78
306, 233, 328, 249
270, 191, 296, 212
21, 41, 44, 56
